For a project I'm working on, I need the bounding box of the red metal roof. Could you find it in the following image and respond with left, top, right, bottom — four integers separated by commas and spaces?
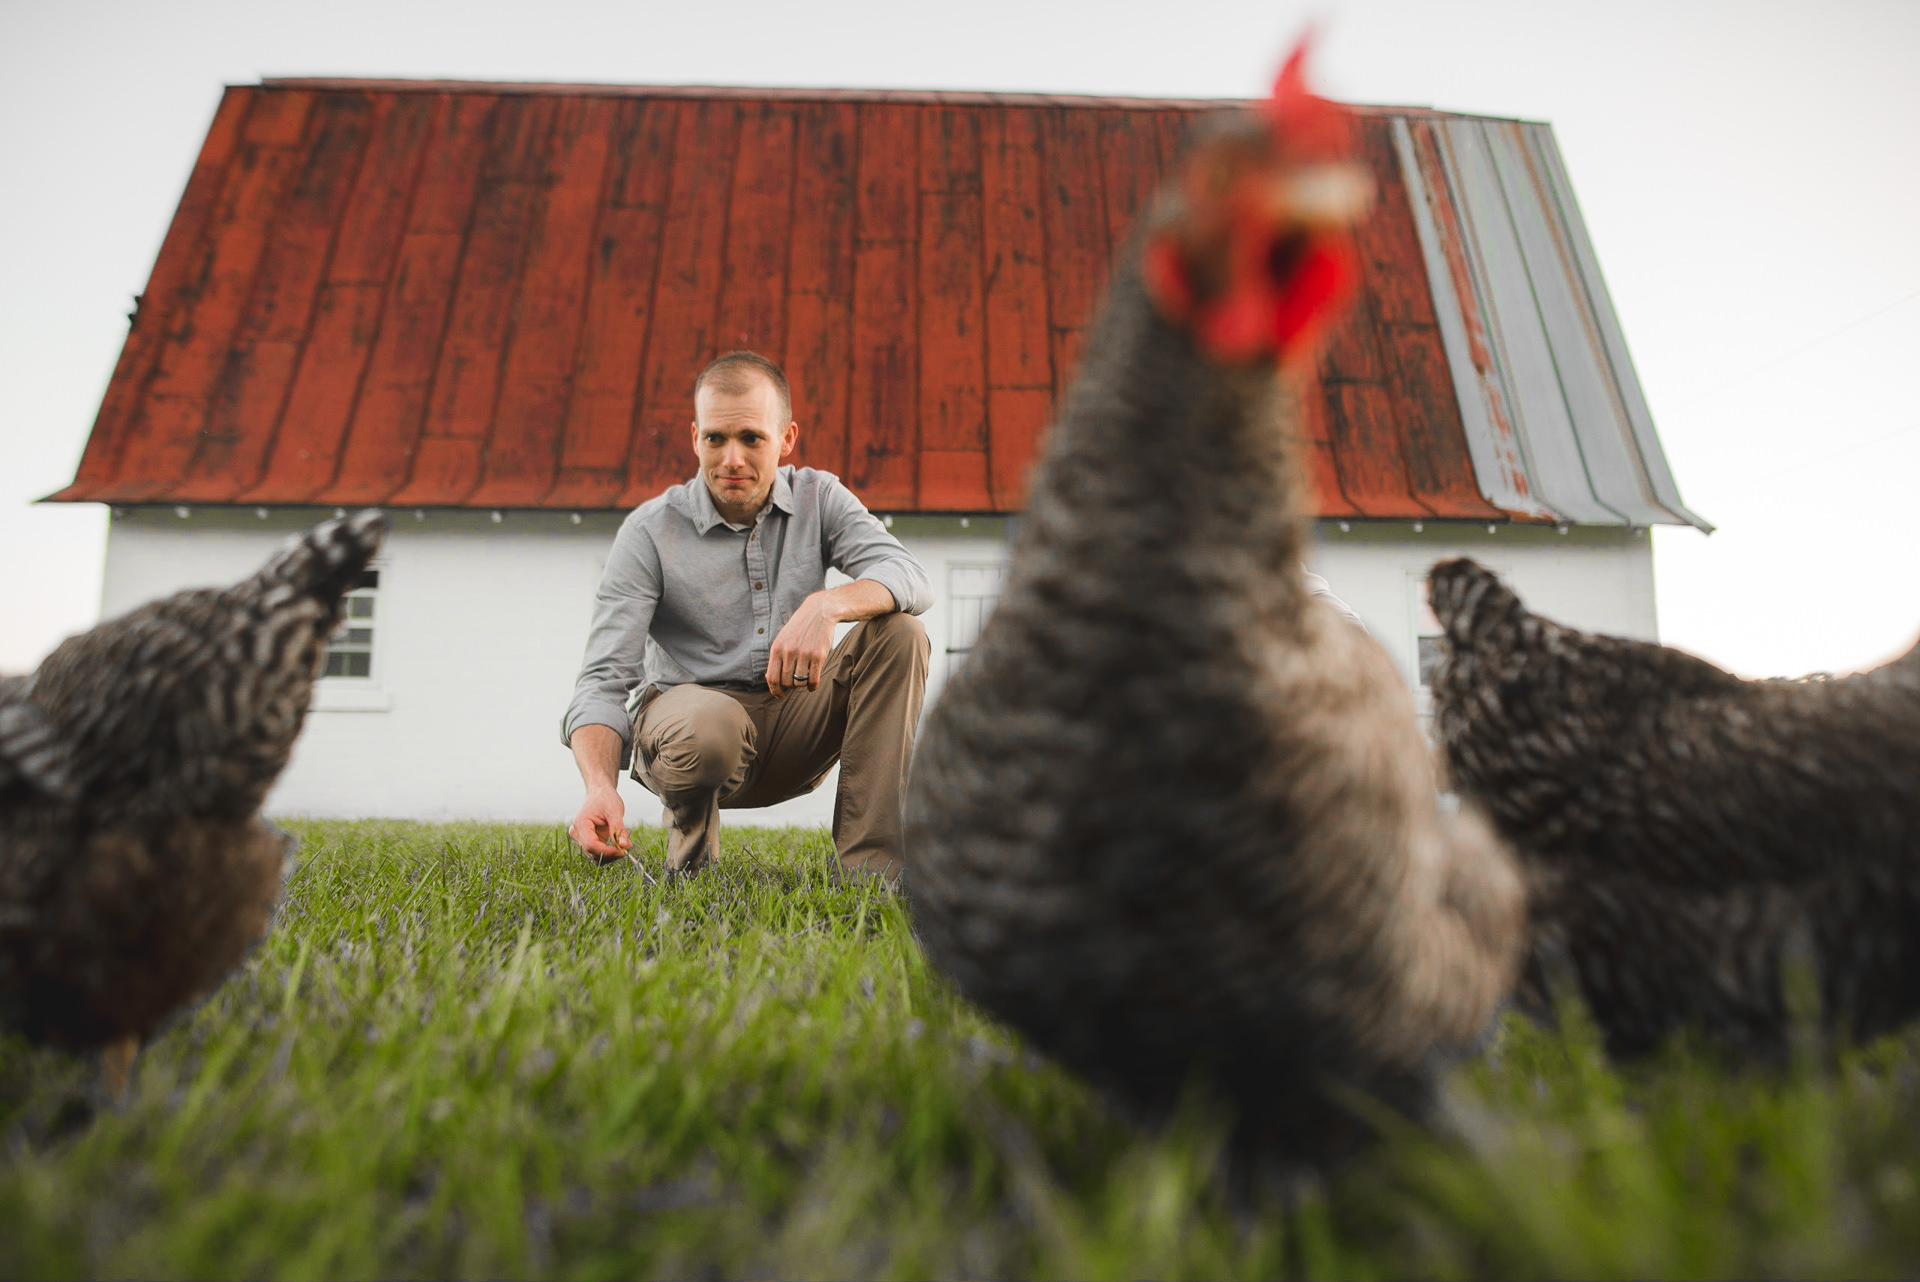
51, 80, 1573, 519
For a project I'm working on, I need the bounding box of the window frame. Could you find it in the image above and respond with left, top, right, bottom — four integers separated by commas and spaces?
322, 566, 382, 682
945, 562, 1007, 681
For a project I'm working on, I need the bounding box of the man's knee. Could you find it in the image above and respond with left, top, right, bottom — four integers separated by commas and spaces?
642, 691, 754, 793
862, 610, 929, 659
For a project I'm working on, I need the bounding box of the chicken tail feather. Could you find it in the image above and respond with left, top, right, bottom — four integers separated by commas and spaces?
1426, 558, 1521, 647
253, 509, 387, 606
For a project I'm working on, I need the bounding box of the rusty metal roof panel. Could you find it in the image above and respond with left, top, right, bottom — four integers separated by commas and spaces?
1391, 118, 1550, 521
1435, 118, 1627, 524
49, 80, 1699, 528
1396, 115, 1709, 530
260, 77, 1255, 111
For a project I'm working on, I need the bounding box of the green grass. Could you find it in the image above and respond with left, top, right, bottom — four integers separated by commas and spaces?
3, 821, 1920, 1279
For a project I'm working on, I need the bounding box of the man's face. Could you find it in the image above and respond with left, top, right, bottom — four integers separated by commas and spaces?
692, 377, 797, 518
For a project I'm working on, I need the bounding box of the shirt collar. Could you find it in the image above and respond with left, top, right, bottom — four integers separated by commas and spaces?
680, 466, 794, 534
768, 466, 795, 517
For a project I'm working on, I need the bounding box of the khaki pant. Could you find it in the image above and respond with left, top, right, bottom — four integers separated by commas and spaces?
631, 612, 930, 878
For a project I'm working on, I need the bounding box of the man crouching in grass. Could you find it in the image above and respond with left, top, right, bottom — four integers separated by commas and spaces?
562, 351, 931, 884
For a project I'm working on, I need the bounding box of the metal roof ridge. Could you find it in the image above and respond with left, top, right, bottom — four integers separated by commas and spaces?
250, 79, 1554, 125
1351, 102, 1551, 127
253, 77, 1252, 110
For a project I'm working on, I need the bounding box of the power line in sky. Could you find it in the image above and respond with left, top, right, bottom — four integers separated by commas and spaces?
1737, 419, 1920, 490
1682, 286, 1920, 407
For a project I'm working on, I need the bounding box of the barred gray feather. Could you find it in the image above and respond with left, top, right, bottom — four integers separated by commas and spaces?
1426, 556, 1920, 1056
0, 676, 77, 803
0, 510, 385, 1051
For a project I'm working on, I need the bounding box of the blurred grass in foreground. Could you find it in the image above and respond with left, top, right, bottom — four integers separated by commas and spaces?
2, 820, 1918, 1279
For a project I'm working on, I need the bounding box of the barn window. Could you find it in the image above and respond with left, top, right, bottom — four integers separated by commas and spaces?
946, 563, 1005, 680
324, 569, 379, 678
1416, 635, 1446, 687
1410, 574, 1446, 691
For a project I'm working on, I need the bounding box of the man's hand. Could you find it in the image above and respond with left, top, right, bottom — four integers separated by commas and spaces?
568, 724, 631, 863
767, 592, 838, 698
570, 785, 631, 863
766, 580, 897, 698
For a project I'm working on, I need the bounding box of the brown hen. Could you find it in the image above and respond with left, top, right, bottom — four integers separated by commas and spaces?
1427, 556, 1920, 1057
0, 509, 385, 1097
903, 49, 1525, 1163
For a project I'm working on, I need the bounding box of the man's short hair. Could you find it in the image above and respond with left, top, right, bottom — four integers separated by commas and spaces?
694, 351, 792, 423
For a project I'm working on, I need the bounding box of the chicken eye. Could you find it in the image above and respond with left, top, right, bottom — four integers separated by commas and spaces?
1267, 231, 1309, 285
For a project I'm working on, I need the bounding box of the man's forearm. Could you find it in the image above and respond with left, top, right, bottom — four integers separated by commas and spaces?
817, 578, 897, 623
567, 722, 630, 859
570, 723, 625, 793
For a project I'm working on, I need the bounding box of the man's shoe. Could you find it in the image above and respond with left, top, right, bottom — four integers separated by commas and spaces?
662, 804, 716, 874
833, 858, 904, 895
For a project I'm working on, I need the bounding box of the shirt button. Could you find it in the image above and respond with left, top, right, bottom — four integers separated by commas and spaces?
757, 627, 764, 634
754, 583, 763, 590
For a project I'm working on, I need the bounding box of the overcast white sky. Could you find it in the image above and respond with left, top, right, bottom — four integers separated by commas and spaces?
3, 0, 1917, 677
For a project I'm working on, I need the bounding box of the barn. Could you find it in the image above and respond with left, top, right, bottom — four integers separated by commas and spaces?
49, 78, 1707, 825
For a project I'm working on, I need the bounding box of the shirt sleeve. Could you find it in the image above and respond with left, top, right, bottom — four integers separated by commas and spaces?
560, 514, 664, 754
1301, 568, 1369, 634
818, 476, 932, 615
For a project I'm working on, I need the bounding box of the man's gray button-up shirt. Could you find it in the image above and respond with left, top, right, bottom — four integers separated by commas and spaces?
561, 466, 931, 760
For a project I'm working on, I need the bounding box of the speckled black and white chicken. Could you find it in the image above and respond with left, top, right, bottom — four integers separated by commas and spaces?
0, 509, 385, 1096
902, 50, 1526, 1160
1427, 556, 1920, 1057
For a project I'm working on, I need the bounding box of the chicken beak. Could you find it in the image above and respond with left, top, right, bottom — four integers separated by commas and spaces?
1267, 163, 1374, 231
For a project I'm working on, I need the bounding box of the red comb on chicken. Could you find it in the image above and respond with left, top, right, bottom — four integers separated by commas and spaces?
1142, 40, 1372, 367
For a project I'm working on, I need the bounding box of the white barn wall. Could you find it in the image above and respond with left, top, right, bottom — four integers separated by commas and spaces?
102, 507, 621, 824
1306, 520, 1658, 718
96, 508, 1653, 830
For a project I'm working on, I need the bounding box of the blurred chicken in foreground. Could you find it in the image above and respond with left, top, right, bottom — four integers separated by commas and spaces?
904, 46, 1525, 1163
0, 510, 385, 1098
1428, 556, 1920, 1056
